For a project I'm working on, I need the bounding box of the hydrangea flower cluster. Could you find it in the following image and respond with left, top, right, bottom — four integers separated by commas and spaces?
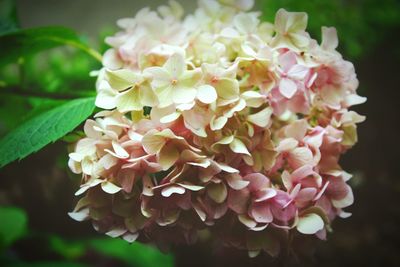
68, 0, 366, 256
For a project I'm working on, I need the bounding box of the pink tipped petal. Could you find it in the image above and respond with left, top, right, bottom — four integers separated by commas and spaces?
254, 188, 277, 202
250, 203, 273, 223
226, 174, 250, 190
287, 64, 309, 80
244, 173, 270, 191
331, 185, 354, 208
291, 165, 315, 180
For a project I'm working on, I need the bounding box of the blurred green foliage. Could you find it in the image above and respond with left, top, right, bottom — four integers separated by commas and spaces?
88, 238, 174, 267
48, 236, 175, 267
0, 213, 174, 267
262, 0, 400, 59
0, 207, 27, 250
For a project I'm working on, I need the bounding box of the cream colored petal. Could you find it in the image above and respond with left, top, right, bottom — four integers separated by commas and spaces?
229, 138, 251, 155
215, 78, 239, 100
172, 86, 197, 104
96, 81, 117, 109
274, 9, 289, 34
142, 131, 166, 154
247, 107, 273, 127
160, 111, 181, 123
102, 49, 123, 70
207, 182, 228, 204
101, 181, 122, 194
238, 214, 257, 228
234, 13, 259, 34
214, 135, 234, 146
144, 67, 171, 89
155, 85, 174, 108
161, 185, 185, 197
115, 88, 143, 112
276, 138, 299, 152
210, 115, 228, 131
289, 32, 310, 48
288, 11, 308, 32
321, 26, 338, 51
106, 69, 142, 91
296, 213, 324, 234
139, 84, 158, 107
332, 185, 354, 208
197, 84, 217, 104
165, 52, 186, 78
289, 147, 314, 168
159, 144, 180, 170
241, 91, 265, 108
68, 208, 90, 222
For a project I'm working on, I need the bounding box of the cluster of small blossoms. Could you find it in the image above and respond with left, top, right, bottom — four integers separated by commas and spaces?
68, 0, 366, 256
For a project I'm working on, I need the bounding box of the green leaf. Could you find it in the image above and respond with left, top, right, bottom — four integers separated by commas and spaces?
0, 26, 102, 66
49, 236, 86, 260
89, 238, 174, 267
0, 97, 95, 168
0, 206, 28, 249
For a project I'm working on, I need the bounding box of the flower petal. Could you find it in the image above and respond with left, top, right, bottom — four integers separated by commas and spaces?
159, 144, 180, 170
247, 107, 273, 127
142, 131, 166, 154
207, 182, 228, 204
165, 52, 186, 78
172, 86, 197, 104
197, 85, 218, 104
101, 181, 122, 194
296, 213, 324, 234
106, 69, 141, 91
250, 203, 273, 223
229, 138, 251, 155
279, 78, 297, 99
161, 185, 185, 197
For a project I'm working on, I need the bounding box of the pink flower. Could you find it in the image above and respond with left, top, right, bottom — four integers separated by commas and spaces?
69, 0, 366, 257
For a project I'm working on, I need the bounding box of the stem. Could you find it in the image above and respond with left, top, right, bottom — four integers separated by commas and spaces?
0, 86, 95, 100
47, 37, 103, 63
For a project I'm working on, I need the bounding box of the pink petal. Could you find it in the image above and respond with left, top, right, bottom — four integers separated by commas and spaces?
296, 187, 317, 202
278, 51, 297, 72
244, 173, 270, 191
254, 188, 277, 202
250, 203, 273, 223
279, 78, 297, 99
227, 188, 250, 214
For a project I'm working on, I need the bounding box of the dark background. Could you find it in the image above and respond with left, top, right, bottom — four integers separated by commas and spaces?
1, 0, 400, 266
